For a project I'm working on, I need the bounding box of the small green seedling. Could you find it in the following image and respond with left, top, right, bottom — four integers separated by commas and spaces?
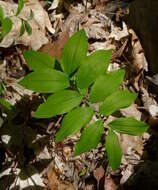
17, 0, 33, 36
0, 0, 33, 41
0, 5, 13, 40
19, 29, 149, 170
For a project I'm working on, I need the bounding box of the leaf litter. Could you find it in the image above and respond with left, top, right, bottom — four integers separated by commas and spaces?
0, 0, 157, 189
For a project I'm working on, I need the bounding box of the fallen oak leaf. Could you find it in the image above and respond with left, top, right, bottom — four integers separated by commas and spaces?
40, 29, 69, 59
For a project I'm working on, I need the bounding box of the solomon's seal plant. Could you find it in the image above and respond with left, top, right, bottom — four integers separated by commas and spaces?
19, 29, 149, 170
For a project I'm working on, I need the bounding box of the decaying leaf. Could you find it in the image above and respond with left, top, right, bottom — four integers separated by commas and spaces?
104, 175, 118, 190
128, 29, 148, 91
109, 22, 129, 41
40, 29, 69, 59
93, 166, 105, 188
141, 87, 158, 117
40, 7, 84, 59
47, 166, 74, 190
48, 0, 59, 10
130, 29, 148, 73
120, 104, 142, 120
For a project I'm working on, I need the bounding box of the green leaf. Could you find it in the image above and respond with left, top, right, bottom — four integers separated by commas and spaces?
0, 84, 3, 95
28, 9, 34, 21
60, 29, 88, 75
16, 0, 24, 16
19, 69, 70, 93
1, 17, 13, 39
109, 117, 149, 136
90, 69, 125, 103
105, 130, 122, 170
74, 120, 104, 156
0, 5, 4, 23
0, 98, 12, 110
99, 90, 137, 116
24, 20, 32, 35
20, 20, 25, 36
34, 90, 82, 118
76, 50, 112, 89
56, 107, 94, 142
23, 50, 55, 70
78, 88, 88, 98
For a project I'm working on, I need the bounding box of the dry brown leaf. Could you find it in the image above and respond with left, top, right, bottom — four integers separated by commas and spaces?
93, 166, 105, 188
85, 184, 95, 190
109, 22, 129, 41
112, 39, 128, 60
120, 165, 134, 184
104, 175, 118, 190
47, 167, 74, 190
141, 87, 158, 116
0, 61, 33, 105
40, 29, 69, 59
49, 0, 59, 10
125, 29, 148, 91
120, 104, 142, 120
40, 7, 85, 58
90, 41, 115, 51
82, 10, 111, 40
120, 134, 143, 157
129, 29, 148, 73
0, 0, 55, 50
141, 86, 158, 127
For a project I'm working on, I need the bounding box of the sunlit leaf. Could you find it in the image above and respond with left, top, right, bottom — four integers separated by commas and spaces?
20, 19, 25, 36
56, 107, 94, 142
0, 84, 3, 95
75, 120, 104, 155
90, 69, 125, 102
28, 9, 34, 21
19, 69, 70, 93
99, 90, 137, 116
105, 130, 122, 170
0, 98, 12, 110
60, 29, 88, 75
77, 50, 112, 89
23, 50, 55, 70
16, 0, 24, 16
109, 117, 149, 135
24, 20, 32, 35
34, 90, 82, 118
1, 17, 13, 39
0, 5, 4, 23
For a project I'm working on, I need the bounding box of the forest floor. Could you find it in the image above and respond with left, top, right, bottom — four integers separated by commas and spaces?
0, 0, 158, 189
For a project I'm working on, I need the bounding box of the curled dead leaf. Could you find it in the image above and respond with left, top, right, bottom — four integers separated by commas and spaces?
47, 166, 74, 190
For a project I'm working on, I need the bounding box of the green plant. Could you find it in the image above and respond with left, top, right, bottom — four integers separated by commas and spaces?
19, 29, 149, 170
17, 0, 33, 36
0, 0, 33, 41
16, 0, 33, 36
0, 5, 13, 40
